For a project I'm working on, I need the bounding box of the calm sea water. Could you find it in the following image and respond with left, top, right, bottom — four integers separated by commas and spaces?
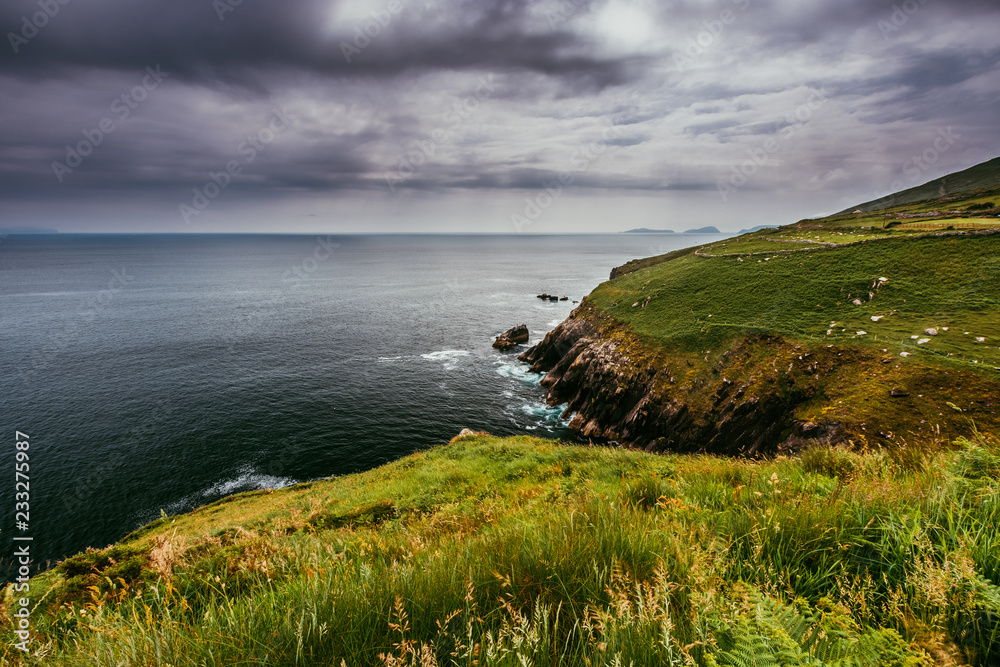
0, 233, 723, 575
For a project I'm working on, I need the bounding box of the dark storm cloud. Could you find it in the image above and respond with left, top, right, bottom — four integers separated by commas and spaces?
0, 0, 631, 89
0, 0, 998, 231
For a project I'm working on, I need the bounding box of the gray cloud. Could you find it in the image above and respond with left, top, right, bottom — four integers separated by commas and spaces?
0, 0, 998, 232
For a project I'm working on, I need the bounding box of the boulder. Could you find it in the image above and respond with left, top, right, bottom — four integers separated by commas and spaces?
493, 324, 530, 350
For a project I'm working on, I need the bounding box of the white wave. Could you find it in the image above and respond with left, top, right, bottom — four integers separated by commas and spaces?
421, 349, 471, 370
494, 359, 542, 384
548, 319, 562, 327
201, 467, 296, 498
160, 466, 296, 516
421, 350, 470, 360
376, 355, 405, 363
520, 402, 565, 419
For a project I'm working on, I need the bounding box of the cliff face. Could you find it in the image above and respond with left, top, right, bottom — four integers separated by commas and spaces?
520, 302, 861, 456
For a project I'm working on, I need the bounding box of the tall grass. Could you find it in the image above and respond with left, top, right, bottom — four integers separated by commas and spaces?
2, 434, 999, 665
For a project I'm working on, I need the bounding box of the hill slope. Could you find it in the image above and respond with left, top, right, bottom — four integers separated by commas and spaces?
839, 156, 1000, 213
5, 432, 1000, 665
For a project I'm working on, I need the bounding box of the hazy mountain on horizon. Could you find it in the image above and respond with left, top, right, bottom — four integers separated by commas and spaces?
622, 228, 675, 234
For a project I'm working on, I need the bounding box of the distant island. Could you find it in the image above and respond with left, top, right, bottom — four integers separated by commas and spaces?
621, 226, 723, 234
621, 228, 675, 234
0, 226, 59, 234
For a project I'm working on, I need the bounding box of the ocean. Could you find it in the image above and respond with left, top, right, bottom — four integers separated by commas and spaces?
0, 233, 724, 575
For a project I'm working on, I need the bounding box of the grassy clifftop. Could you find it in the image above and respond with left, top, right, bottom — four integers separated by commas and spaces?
5, 432, 1000, 665
521, 229, 1000, 454
556, 178, 1000, 450
594, 233, 1000, 365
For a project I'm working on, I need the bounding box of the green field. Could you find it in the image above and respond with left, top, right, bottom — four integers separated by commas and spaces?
5, 433, 1000, 665
592, 233, 1000, 370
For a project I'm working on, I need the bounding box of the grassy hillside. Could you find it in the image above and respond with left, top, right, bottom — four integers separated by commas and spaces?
4, 432, 1000, 665
842, 157, 1000, 213
583, 231, 1000, 445
583, 160, 1000, 446
594, 233, 1000, 366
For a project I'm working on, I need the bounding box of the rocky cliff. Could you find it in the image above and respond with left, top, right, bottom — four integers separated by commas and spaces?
519, 300, 970, 456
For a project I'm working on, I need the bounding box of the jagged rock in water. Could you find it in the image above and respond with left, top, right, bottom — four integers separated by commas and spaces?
493, 324, 529, 350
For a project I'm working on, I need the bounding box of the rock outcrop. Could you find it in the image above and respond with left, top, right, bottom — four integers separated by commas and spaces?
493, 324, 530, 350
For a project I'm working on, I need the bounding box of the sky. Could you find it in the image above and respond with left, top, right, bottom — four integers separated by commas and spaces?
1, 0, 998, 234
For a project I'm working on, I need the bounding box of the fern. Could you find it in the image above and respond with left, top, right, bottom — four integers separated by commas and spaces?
707, 593, 930, 667
715, 618, 781, 667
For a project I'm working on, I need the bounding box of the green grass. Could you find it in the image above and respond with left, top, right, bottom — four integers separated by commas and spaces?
4, 432, 1000, 665
698, 238, 830, 256
610, 246, 698, 278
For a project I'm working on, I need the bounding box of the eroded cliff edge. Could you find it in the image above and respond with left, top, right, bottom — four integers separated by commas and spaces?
519, 299, 995, 456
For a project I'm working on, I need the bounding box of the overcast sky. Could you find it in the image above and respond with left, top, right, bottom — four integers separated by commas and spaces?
1, 0, 997, 233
